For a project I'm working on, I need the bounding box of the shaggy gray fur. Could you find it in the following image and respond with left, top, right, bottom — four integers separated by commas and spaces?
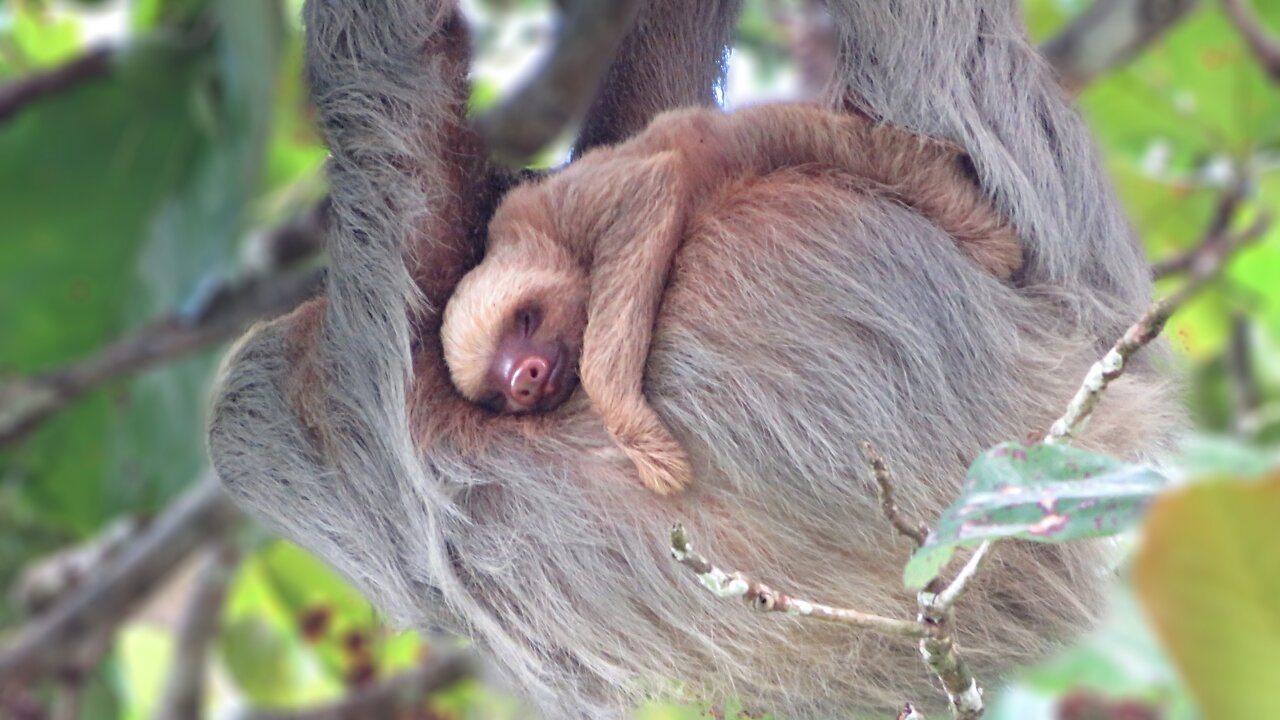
208, 1, 1179, 717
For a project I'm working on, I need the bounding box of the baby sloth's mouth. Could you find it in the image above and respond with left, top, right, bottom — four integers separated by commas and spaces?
533, 342, 577, 412
490, 332, 576, 414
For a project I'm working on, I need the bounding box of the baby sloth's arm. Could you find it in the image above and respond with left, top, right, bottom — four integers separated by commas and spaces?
568, 152, 693, 495
616, 102, 1023, 279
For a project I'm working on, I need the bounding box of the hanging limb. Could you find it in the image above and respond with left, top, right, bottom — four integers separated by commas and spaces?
477, 0, 644, 162
0, 477, 239, 685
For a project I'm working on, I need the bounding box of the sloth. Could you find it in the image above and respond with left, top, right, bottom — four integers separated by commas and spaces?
440, 102, 1021, 495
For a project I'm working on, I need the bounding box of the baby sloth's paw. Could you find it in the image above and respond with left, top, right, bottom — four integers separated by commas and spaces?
627, 438, 693, 496
613, 417, 692, 495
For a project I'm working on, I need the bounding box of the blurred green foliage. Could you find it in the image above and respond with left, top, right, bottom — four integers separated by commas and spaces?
1, 0, 1278, 717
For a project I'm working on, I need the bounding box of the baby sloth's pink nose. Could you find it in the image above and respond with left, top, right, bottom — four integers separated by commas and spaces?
508, 356, 553, 407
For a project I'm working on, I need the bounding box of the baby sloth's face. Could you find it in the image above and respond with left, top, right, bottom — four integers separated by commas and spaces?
480, 303, 576, 413
441, 248, 588, 415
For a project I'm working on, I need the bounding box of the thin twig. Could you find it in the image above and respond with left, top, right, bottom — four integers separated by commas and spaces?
1040, 0, 1201, 93
243, 649, 474, 720
478, 0, 643, 162
669, 526, 926, 638
152, 541, 239, 720
1222, 0, 1280, 81
933, 542, 994, 610
0, 476, 239, 684
670, 525, 988, 717
909, 544, 991, 719
0, 47, 115, 124
0, 206, 326, 448
862, 442, 930, 547
1047, 211, 1271, 443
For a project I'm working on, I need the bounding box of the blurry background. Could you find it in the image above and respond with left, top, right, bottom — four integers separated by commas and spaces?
1, 0, 1278, 717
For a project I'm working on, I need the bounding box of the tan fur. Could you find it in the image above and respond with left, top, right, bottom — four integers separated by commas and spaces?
441, 102, 1022, 495
209, 2, 1181, 715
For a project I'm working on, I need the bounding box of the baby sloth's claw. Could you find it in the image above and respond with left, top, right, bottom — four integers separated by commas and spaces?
613, 417, 693, 495
628, 441, 693, 495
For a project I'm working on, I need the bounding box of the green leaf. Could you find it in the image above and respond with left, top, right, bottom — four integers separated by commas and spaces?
0, 0, 289, 533
0, 44, 209, 532
108, 0, 286, 519
257, 540, 376, 624
8, 5, 83, 68
1134, 475, 1280, 720
904, 443, 1167, 588
252, 540, 419, 684
219, 615, 306, 707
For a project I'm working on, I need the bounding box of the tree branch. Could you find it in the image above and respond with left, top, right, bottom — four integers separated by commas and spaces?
1047, 210, 1271, 443
669, 526, 926, 638
477, 0, 643, 163
898, 703, 926, 720
1040, 0, 1201, 92
243, 649, 474, 720
915, 586, 984, 720
1222, 0, 1280, 81
0, 476, 239, 684
48, 629, 111, 720
1150, 179, 1259, 279
153, 541, 239, 720
0, 207, 326, 448
670, 525, 993, 717
0, 46, 115, 125
13, 518, 142, 617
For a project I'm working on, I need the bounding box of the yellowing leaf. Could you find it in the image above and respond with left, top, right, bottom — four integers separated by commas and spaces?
1134, 476, 1280, 720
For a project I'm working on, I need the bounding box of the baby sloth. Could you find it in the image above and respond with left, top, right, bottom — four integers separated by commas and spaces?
442, 103, 1021, 495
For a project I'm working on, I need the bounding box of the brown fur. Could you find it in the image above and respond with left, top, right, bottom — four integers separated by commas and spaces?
441, 103, 1023, 495
208, 2, 1181, 716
